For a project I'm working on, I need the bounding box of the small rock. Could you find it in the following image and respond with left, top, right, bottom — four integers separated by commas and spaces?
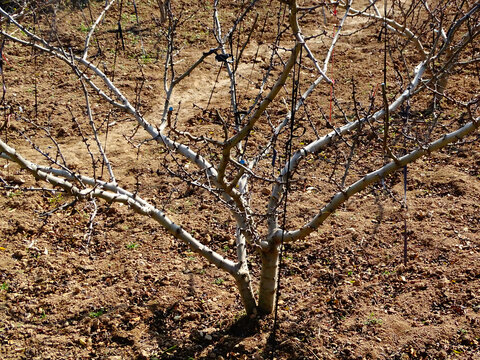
437, 277, 449, 288
72, 286, 81, 295
12, 250, 26, 260
461, 333, 474, 346
77, 264, 95, 272
437, 350, 448, 359
137, 349, 149, 360
90, 318, 99, 333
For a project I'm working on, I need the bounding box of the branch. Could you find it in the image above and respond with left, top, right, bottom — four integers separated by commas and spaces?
272, 115, 480, 244
0, 9, 245, 214
0, 138, 238, 275
218, 2, 302, 181
83, 0, 116, 60
339, 1, 427, 57
78, 78, 117, 185
266, 57, 429, 237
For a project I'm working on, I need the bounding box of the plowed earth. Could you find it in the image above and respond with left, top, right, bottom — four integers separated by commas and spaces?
0, 1, 479, 359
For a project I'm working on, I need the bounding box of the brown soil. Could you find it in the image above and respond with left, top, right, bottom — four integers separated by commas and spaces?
1, 1, 479, 359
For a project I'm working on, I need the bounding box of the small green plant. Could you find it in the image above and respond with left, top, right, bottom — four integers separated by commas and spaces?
162, 344, 178, 354
0, 282, 9, 291
79, 23, 90, 32
128, 33, 139, 45
121, 13, 137, 23
234, 310, 247, 322
40, 309, 47, 319
140, 53, 154, 64
214, 278, 224, 285
48, 193, 63, 206
89, 308, 105, 318
7, 190, 23, 198
126, 242, 139, 249
364, 312, 383, 326
283, 254, 293, 261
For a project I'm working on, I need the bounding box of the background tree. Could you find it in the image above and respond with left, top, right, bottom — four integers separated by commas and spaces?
0, 0, 479, 319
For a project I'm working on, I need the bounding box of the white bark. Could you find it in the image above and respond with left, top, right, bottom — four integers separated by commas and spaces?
274, 116, 480, 243
0, 0, 478, 317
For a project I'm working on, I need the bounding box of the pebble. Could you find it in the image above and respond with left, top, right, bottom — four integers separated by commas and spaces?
12, 250, 26, 260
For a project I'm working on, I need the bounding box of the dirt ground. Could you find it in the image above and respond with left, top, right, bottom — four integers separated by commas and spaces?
0, 1, 479, 359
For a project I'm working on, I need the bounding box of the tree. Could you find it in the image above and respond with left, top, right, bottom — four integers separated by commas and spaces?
0, 0, 478, 317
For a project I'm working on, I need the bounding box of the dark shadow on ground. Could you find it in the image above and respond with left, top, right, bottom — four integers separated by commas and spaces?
147, 309, 263, 359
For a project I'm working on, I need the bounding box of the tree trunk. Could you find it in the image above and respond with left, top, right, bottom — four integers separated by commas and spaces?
233, 266, 258, 316
257, 244, 281, 314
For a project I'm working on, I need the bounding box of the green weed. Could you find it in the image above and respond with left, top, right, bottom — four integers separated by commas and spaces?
40, 309, 47, 319
7, 190, 23, 198
48, 193, 63, 206
78, 23, 90, 32
89, 308, 105, 318
364, 312, 383, 326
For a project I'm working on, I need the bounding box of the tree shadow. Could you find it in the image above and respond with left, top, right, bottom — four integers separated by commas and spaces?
147, 308, 262, 359
145, 259, 262, 358
371, 188, 385, 241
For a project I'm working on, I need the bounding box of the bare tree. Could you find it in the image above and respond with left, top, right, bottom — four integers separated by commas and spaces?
0, 0, 478, 317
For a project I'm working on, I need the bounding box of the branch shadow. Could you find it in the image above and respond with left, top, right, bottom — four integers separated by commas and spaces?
145, 261, 262, 359
147, 307, 261, 359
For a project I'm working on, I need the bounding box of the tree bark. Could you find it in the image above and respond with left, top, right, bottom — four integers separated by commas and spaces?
257, 244, 281, 314
234, 267, 258, 316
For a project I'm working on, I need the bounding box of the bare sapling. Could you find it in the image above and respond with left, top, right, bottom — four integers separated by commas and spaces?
0, 0, 478, 317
